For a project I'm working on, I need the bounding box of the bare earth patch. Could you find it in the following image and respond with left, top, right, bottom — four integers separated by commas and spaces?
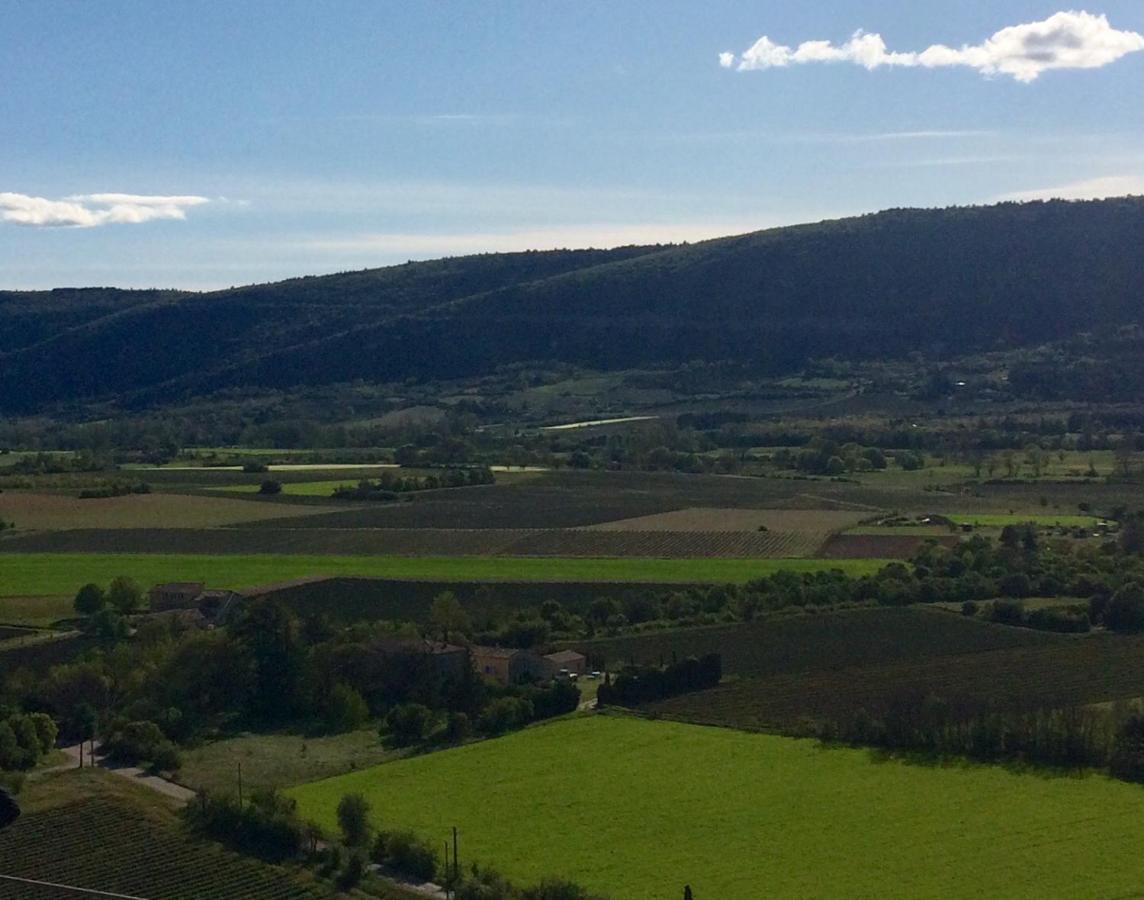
585, 506, 867, 533
0, 491, 338, 531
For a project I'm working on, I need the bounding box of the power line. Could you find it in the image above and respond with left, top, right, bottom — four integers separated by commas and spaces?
0, 873, 151, 899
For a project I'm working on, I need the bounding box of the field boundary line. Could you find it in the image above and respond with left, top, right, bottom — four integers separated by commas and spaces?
0, 873, 150, 899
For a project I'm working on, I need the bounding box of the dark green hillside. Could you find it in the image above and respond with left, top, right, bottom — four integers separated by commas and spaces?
2, 198, 1143, 412
0, 246, 659, 411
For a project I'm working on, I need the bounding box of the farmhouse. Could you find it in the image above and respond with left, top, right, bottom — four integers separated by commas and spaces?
371, 637, 469, 677
543, 649, 587, 678
147, 582, 243, 623
471, 646, 547, 685
148, 582, 206, 611
424, 641, 469, 678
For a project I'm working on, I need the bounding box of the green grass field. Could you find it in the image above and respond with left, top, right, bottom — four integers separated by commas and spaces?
177, 729, 396, 798
0, 553, 888, 598
947, 513, 1102, 527
288, 715, 1144, 899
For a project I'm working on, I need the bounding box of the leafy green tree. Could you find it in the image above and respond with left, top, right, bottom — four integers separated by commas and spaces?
1105, 582, 1144, 633
429, 591, 471, 643
106, 576, 143, 615
325, 684, 369, 734
230, 600, 305, 722
336, 793, 371, 847
73, 583, 105, 617
384, 703, 433, 746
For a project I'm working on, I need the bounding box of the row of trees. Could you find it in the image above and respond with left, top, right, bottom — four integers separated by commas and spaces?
597, 654, 722, 707
817, 693, 1144, 780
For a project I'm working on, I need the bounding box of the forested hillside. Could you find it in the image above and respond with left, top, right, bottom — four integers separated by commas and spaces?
2, 198, 1143, 413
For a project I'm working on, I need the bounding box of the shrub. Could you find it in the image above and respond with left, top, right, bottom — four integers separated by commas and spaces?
258, 479, 282, 495
373, 829, 437, 881
385, 703, 433, 746
102, 720, 181, 771
478, 697, 533, 735
336, 793, 371, 847
184, 791, 303, 863
445, 711, 472, 744
1111, 715, 1144, 783
242, 461, 269, 473
336, 852, 366, 891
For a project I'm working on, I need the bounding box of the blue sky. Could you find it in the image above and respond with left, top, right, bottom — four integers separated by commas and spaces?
2, 1, 1143, 289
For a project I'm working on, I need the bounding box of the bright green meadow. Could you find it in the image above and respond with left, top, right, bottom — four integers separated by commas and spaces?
947, 513, 1102, 527
0, 553, 886, 599
288, 715, 1144, 900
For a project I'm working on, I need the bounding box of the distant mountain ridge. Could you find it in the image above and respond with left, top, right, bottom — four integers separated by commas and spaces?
2, 198, 1143, 413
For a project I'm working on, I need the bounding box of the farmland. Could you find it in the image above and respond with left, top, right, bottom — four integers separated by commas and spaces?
0, 595, 70, 627
0, 770, 327, 900
650, 633, 1144, 731
571, 607, 1059, 676
0, 525, 844, 559
0, 552, 888, 600
0, 490, 336, 530
287, 714, 1144, 900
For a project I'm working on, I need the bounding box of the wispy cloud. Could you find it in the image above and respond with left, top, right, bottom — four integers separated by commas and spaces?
721, 11, 1144, 82
997, 174, 1144, 201
0, 192, 209, 228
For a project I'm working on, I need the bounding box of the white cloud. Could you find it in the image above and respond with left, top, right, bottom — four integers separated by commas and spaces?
997, 174, 1144, 201
722, 11, 1144, 82
0, 192, 209, 227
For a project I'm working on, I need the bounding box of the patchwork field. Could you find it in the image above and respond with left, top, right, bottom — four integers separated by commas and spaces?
818, 532, 960, 558
651, 634, 1144, 731
584, 506, 866, 533
0, 552, 889, 599
0, 526, 832, 558
0, 770, 326, 900
571, 607, 1058, 676
0, 490, 335, 530
287, 715, 1144, 900
236, 471, 874, 530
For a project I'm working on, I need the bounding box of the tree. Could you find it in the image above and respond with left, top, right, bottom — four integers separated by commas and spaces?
0, 787, 18, 830
73, 583, 106, 617
86, 608, 129, 642
258, 479, 282, 495
428, 592, 471, 643
1104, 582, 1144, 633
230, 599, 305, 722
106, 576, 143, 615
336, 793, 371, 847
325, 684, 369, 734
385, 703, 432, 746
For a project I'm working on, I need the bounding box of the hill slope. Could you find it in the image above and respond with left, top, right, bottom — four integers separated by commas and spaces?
3, 198, 1143, 412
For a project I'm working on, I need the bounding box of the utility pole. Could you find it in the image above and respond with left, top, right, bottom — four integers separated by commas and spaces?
453, 826, 459, 883
237, 763, 243, 807
443, 842, 451, 899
